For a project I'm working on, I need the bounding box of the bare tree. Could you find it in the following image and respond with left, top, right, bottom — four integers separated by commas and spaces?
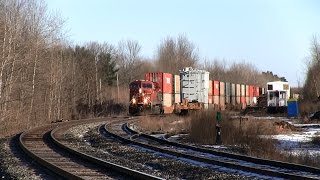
157, 34, 198, 74
303, 36, 320, 100
116, 39, 142, 84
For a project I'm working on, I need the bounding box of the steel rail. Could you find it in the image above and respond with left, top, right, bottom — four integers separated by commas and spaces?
125, 122, 320, 174
19, 118, 162, 180
101, 121, 320, 180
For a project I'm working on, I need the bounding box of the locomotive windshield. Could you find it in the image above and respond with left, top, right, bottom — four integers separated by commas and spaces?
129, 83, 140, 89
142, 83, 152, 88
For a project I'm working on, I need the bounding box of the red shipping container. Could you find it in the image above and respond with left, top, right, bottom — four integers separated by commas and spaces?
240, 96, 246, 104
145, 72, 173, 93
249, 85, 254, 97
213, 81, 220, 96
255, 86, 260, 97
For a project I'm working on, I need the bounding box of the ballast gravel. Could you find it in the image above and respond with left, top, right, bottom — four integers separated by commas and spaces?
64, 122, 255, 180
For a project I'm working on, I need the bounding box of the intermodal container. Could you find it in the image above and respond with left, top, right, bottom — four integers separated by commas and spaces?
231, 83, 236, 97
145, 72, 173, 93
240, 96, 246, 104
236, 96, 240, 104
174, 93, 180, 104
220, 82, 225, 96
225, 95, 231, 104
208, 95, 213, 104
213, 96, 219, 105
225, 82, 231, 96
241, 84, 246, 96
209, 80, 213, 95
213, 81, 220, 96
180, 67, 209, 103
254, 86, 259, 97
219, 96, 225, 110
246, 85, 250, 97
246, 96, 250, 106
163, 93, 173, 107
174, 75, 180, 93
241, 96, 246, 109
236, 84, 241, 97
249, 85, 254, 97
231, 96, 236, 106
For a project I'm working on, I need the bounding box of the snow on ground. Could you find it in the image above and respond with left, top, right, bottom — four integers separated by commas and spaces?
271, 122, 320, 156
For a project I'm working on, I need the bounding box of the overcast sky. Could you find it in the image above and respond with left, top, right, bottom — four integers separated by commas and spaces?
46, 0, 320, 87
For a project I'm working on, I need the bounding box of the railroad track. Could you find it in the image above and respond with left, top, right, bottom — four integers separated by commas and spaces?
102, 120, 320, 180
19, 118, 162, 180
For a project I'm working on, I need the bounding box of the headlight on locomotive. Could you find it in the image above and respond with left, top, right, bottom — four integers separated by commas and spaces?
132, 98, 136, 104
143, 97, 148, 104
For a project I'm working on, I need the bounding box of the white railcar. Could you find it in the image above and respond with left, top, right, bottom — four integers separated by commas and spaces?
266, 81, 290, 113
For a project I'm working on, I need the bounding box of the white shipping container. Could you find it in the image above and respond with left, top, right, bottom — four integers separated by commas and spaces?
174, 75, 180, 93
180, 67, 209, 104
174, 93, 181, 104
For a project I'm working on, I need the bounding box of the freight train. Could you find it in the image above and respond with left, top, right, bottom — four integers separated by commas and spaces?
129, 67, 289, 115
128, 80, 164, 115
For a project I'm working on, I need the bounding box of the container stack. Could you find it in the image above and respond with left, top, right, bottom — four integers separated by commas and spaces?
180, 67, 209, 109
225, 82, 231, 105
174, 75, 180, 104
240, 84, 246, 109
213, 81, 220, 109
246, 85, 250, 106
145, 72, 173, 113
208, 80, 213, 108
236, 84, 241, 105
231, 83, 236, 106
219, 81, 225, 110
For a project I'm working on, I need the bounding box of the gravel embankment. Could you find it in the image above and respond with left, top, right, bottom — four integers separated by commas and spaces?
0, 121, 256, 179
0, 135, 54, 180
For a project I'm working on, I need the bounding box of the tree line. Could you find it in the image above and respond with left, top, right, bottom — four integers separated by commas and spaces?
0, 0, 286, 137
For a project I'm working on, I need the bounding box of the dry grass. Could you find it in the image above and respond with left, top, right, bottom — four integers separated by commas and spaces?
138, 115, 191, 136
137, 110, 320, 167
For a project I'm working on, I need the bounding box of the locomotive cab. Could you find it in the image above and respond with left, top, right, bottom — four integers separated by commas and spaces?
129, 80, 162, 115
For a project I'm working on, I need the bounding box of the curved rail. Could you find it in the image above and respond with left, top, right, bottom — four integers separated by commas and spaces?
19, 118, 162, 180
125, 122, 320, 174
102, 121, 320, 179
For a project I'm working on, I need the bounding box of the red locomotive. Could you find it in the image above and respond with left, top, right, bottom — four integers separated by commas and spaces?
129, 80, 164, 115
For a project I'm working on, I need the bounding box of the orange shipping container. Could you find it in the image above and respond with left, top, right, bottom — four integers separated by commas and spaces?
145, 72, 173, 93
213, 81, 219, 96
163, 93, 173, 107
220, 82, 225, 96
240, 96, 246, 109
208, 95, 213, 104
219, 96, 225, 110
213, 96, 219, 105
209, 80, 213, 95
